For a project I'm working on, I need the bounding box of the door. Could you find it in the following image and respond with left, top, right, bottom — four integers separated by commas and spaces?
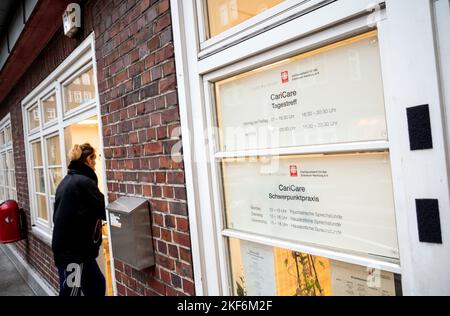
64, 117, 114, 296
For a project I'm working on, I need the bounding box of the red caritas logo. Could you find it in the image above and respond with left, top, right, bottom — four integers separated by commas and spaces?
290, 165, 298, 177
281, 71, 289, 83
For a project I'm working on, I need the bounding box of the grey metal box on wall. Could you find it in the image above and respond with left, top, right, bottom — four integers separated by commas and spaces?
107, 196, 155, 270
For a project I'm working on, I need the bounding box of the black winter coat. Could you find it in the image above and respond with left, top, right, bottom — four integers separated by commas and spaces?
52, 160, 106, 267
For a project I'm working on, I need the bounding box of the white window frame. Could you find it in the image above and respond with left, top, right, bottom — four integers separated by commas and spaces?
41, 94, 58, 129
203, 27, 400, 296
20, 35, 115, 295
61, 63, 97, 118
198, 0, 336, 58
172, 0, 450, 296
0, 114, 17, 203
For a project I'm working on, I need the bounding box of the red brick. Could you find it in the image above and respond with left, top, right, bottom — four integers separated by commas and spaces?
176, 217, 189, 233
162, 185, 174, 198
147, 278, 166, 295
144, 142, 163, 154
164, 215, 176, 228
159, 268, 171, 285
168, 244, 179, 259
161, 228, 172, 242
156, 255, 175, 271
173, 231, 191, 248
129, 131, 139, 144
159, 75, 176, 94
179, 247, 192, 263
167, 171, 184, 184
153, 212, 164, 226
162, 60, 175, 76
183, 279, 195, 296
159, 0, 170, 13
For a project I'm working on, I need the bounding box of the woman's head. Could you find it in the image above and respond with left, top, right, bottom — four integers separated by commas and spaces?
68, 143, 96, 170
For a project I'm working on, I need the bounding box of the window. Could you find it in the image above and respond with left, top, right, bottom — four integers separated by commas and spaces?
42, 93, 58, 124
0, 115, 17, 203
229, 238, 401, 296
210, 32, 400, 296
205, 0, 285, 38
28, 104, 40, 131
22, 35, 102, 238
31, 140, 48, 221
46, 135, 63, 205
63, 67, 96, 114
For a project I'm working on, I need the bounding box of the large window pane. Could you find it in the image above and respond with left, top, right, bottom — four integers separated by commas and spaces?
48, 168, 63, 195
32, 141, 43, 167
28, 105, 40, 131
215, 32, 387, 152
36, 194, 48, 221
0, 154, 6, 195
63, 68, 95, 113
34, 169, 45, 193
229, 238, 400, 296
222, 152, 399, 260
46, 135, 61, 166
43, 94, 58, 124
4, 126, 11, 144
206, 0, 285, 38
7, 151, 15, 189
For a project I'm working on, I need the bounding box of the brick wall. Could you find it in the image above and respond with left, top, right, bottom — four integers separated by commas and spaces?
0, 0, 193, 296
91, 0, 193, 296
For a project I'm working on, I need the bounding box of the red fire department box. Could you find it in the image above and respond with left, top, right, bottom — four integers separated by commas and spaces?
0, 200, 23, 243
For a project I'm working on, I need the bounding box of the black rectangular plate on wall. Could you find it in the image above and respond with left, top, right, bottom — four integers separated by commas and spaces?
416, 199, 442, 244
407, 104, 433, 150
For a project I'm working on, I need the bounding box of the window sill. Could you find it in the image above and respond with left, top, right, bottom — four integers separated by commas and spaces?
31, 225, 52, 247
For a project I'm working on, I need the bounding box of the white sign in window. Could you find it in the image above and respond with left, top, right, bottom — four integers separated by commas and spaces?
222, 152, 399, 259
215, 31, 387, 151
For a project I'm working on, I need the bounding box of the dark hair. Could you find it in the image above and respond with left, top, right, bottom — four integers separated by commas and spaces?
68, 143, 95, 163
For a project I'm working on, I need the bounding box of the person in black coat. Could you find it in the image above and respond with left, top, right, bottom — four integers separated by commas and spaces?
52, 143, 106, 296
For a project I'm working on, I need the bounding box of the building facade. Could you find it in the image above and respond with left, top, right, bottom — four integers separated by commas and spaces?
0, 0, 450, 296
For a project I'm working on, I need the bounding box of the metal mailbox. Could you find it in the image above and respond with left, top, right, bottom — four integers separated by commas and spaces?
107, 196, 154, 270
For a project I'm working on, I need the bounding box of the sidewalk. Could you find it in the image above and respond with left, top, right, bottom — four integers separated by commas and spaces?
0, 246, 35, 296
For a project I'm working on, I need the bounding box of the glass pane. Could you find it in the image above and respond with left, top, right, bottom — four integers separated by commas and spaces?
48, 167, 63, 195
0, 152, 5, 169
28, 105, 40, 130
1, 152, 6, 182
34, 169, 45, 193
43, 94, 58, 124
36, 194, 48, 221
9, 171, 16, 189
6, 150, 14, 169
5, 150, 11, 170
32, 141, 43, 167
9, 188, 16, 201
0, 131, 4, 146
222, 152, 399, 260
46, 135, 61, 166
2, 153, 9, 188
206, 0, 284, 38
215, 32, 387, 152
63, 67, 95, 113
5, 126, 11, 144
229, 238, 401, 296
